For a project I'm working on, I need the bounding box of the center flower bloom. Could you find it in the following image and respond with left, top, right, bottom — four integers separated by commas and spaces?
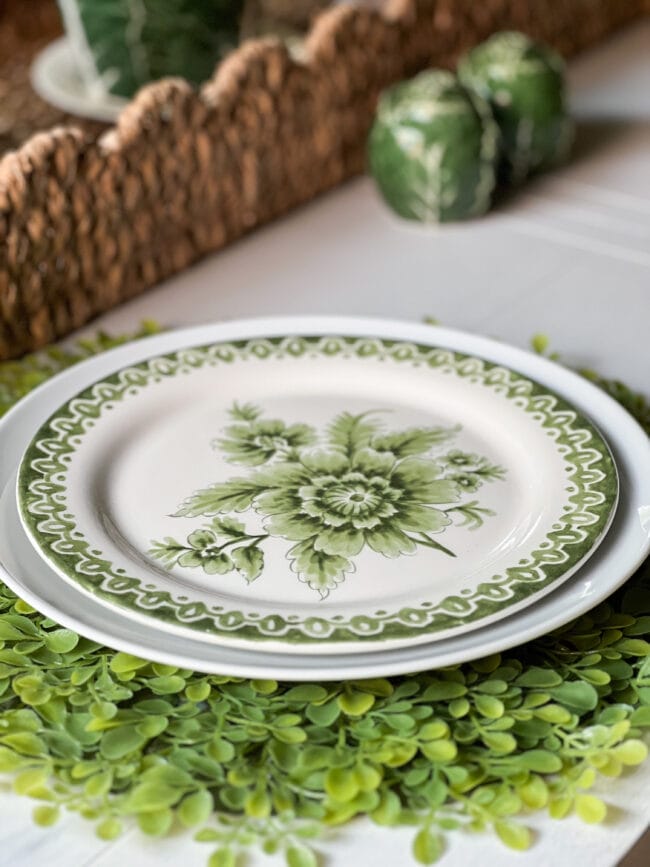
299, 472, 399, 529
254, 448, 461, 559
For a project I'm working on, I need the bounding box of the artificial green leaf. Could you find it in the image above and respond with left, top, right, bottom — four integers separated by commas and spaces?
286, 844, 318, 867
371, 790, 402, 826
518, 776, 548, 809
306, 700, 340, 726
100, 727, 146, 760
208, 848, 236, 867
137, 808, 174, 836
612, 740, 648, 766
474, 695, 505, 719
109, 653, 149, 674
515, 668, 563, 688
519, 750, 563, 773
245, 789, 271, 819
96, 817, 123, 840
284, 685, 329, 703
413, 827, 444, 864
575, 794, 607, 824
33, 805, 60, 827
494, 820, 531, 850
338, 691, 375, 716
548, 682, 598, 714
123, 782, 185, 812
325, 768, 360, 803
44, 629, 79, 653
14, 767, 50, 796
179, 789, 214, 827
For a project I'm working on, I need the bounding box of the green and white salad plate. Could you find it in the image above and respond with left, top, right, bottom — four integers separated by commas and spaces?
16, 319, 619, 654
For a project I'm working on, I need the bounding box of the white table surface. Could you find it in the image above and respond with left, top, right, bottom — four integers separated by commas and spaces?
1, 20, 649, 867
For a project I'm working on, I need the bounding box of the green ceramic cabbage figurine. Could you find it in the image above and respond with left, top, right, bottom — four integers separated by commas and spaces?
458, 31, 574, 182
58, 0, 330, 99
57, 0, 244, 98
368, 70, 499, 223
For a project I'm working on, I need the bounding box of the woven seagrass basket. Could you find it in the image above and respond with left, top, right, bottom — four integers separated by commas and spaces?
0, 0, 647, 360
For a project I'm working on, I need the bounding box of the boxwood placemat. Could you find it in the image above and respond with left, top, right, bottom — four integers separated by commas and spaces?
0, 325, 649, 867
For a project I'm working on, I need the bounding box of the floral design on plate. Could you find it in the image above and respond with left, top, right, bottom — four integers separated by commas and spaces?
150, 404, 505, 596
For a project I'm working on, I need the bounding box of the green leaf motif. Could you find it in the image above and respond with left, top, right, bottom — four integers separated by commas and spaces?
372, 425, 459, 457
210, 517, 248, 539
175, 479, 264, 517
289, 539, 354, 596
229, 402, 261, 422
149, 538, 189, 567
231, 546, 264, 583
327, 411, 384, 456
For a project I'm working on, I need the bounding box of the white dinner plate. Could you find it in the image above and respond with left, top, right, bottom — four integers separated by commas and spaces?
17, 326, 618, 656
15, 327, 619, 653
1, 318, 649, 678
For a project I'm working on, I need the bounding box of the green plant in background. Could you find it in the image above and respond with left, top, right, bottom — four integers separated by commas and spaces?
1, 326, 649, 867
58, 0, 245, 97
151, 403, 504, 595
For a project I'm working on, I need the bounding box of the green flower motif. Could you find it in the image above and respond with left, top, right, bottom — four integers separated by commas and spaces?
448, 472, 483, 492
217, 415, 316, 466
258, 449, 459, 559
442, 450, 482, 468
177, 530, 234, 574
162, 406, 506, 597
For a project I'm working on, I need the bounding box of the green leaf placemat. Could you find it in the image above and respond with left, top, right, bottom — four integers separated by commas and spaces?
1, 324, 649, 866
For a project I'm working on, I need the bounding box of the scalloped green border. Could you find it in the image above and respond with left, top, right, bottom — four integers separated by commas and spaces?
18, 335, 618, 645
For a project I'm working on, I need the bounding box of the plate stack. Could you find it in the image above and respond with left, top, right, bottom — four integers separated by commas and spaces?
2, 318, 649, 680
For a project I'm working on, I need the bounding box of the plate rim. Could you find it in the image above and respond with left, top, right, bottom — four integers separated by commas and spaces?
16, 330, 619, 649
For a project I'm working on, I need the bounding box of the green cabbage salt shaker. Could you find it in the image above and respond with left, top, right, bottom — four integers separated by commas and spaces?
368, 70, 499, 223
458, 31, 574, 183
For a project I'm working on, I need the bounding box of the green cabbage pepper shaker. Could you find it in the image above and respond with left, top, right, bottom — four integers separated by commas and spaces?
458, 31, 574, 182
368, 70, 499, 223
